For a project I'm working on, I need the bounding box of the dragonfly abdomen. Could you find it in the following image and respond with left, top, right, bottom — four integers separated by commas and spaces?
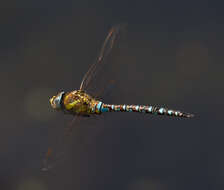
93, 102, 194, 118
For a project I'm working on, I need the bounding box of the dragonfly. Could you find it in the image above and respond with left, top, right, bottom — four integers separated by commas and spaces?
43, 24, 194, 171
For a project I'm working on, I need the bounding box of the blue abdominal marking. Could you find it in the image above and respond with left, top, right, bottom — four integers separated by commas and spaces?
126, 106, 132, 112
115, 106, 120, 111
168, 110, 173, 115
148, 106, 153, 113
96, 102, 102, 112
101, 105, 109, 113
159, 108, 164, 114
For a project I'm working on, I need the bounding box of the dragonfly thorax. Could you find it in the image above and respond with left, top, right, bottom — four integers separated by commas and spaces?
60, 90, 98, 115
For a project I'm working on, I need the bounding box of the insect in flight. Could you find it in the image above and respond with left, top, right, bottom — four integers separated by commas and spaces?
44, 24, 194, 171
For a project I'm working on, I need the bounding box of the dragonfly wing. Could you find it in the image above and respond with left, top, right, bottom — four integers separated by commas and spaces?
79, 24, 126, 93
42, 115, 80, 171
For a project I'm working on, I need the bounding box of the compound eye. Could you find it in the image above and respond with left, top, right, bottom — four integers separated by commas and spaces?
54, 96, 60, 104
53, 96, 61, 109
54, 91, 65, 109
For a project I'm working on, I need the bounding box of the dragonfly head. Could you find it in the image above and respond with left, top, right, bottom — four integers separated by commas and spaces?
49, 91, 65, 110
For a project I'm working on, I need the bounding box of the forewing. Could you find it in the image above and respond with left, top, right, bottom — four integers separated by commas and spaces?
79, 24, 126, 97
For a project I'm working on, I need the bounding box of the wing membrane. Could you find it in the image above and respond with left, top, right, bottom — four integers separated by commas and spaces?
42, 115, 80, 171
79, 24, 125, 91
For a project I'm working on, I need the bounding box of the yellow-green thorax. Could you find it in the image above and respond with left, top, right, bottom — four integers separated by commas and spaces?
63, 90, 99, 115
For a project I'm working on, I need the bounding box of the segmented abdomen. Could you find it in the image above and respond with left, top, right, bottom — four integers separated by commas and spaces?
92, 101, 194, 118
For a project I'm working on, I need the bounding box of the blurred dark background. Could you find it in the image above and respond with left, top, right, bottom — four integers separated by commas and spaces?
1, 0, 224, 189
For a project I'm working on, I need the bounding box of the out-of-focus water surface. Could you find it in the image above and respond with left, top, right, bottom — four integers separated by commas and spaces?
1, 0, 224, 190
